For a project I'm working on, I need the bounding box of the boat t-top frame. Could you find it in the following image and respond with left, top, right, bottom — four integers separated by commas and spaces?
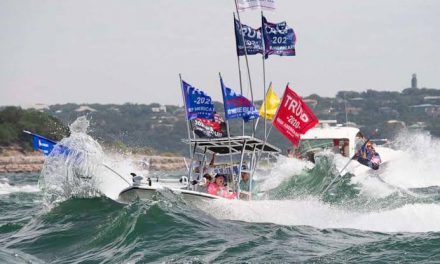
184, 135, 280, 199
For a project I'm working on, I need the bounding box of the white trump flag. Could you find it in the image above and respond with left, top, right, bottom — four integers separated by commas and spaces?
236, 0, 275, 12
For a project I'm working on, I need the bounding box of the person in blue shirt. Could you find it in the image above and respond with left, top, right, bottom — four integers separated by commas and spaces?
239, 165, 256, 200
355, 140, 381, 170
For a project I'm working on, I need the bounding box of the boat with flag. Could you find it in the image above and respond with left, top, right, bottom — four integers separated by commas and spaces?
118, 135, 280, 203
118, 78, 324, 202
119, 1, 305, 202
26, 0, 322, 203
118, 76, 281, 203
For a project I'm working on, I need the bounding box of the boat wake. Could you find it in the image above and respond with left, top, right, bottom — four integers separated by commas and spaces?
36, 118, 440, 233
203, 198, 440, 233
0, 176, 39, 195
201, 131, 440, 232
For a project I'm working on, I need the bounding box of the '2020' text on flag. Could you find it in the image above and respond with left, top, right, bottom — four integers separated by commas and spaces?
262, 16, 296, 58
182, 80, 215, 120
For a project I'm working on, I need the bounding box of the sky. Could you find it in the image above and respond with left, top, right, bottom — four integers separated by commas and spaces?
1, 0, 439, 107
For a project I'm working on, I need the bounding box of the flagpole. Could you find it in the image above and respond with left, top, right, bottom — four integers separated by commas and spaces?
251, 82, 288, 173
261, 11, 268, 139
252, 113, 275, 173
234, 12, 245, 137
234, 1, 255, 136
253, 81, 271, 132
220, 73, 235, 184
179, 74, 194, 162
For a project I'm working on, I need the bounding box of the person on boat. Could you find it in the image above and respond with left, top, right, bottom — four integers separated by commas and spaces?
198, 174, 212, 192
331, 139, 341, 154
207, 174, 236, 199
341, 140, 349, 157
354, 140, 381, 170
355, 132, 366, 152
194, 153, 216, 174
239, 167, 255, 200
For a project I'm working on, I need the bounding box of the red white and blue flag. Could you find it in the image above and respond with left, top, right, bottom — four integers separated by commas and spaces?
194, 113, 227, 138
220, 77, 259, 122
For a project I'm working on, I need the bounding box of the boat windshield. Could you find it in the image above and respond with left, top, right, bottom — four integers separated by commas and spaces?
299, 139, 333, 153
299, 138, 350, 157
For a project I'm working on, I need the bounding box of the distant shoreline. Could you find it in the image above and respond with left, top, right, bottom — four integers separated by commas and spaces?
0, 146, 44, 173
0, 146, 185, 173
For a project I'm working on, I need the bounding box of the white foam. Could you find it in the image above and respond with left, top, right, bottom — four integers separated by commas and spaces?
40, 116, 105, 204
258, 155, 313, 192
200, 131, 440, 233
380, 132, 440, 189
0, 181, 39, 195
203, 199, 440, 233
320, 132, 440, 198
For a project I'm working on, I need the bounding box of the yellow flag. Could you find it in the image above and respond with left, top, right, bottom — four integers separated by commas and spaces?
259, 85, 280, 120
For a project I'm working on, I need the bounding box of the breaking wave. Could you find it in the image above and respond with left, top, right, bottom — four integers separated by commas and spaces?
201, 131, 440, 232
32, 118, 440, 233
39, 116, 104, 205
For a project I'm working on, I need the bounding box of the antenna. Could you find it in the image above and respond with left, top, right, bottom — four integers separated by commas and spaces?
343, 92, 349, 125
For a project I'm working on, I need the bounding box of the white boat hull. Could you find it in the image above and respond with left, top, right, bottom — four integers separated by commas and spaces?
117, 185, 220, 204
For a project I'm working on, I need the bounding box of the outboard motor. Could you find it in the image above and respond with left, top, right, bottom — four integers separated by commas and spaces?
179, 176, 189, 186
130, 172, 144, 186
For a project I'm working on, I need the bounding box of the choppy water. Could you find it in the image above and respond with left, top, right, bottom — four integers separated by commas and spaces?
2, 171, 440, 263
2, 120, 440, 263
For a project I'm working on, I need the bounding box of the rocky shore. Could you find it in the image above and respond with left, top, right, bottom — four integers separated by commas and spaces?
147, 156, 186, 171
0, 146, 185, 173
0, 146, 44, 173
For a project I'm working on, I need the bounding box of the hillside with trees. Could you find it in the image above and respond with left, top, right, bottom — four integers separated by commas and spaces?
0, 107, 69, 151
1, 87, 439, 156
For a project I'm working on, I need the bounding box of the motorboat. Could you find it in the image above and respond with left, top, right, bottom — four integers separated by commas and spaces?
299, 120, 361, 160
117, 136, 280, 203
297, 120, 394, 175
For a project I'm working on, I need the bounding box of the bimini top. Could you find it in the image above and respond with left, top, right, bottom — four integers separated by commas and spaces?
301, 125, 360, 141
185, 136, 280, 155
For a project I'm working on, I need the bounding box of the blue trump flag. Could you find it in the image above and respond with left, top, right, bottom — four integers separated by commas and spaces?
220, 77, 259, 122
234, 18, 263, 56
29, 132, 57, 155
182, 80, 215, 120
262, 16, 296, 58
25, 131, 69, 156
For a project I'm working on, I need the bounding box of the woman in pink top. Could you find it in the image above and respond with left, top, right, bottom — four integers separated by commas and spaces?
207, 174, 236, 199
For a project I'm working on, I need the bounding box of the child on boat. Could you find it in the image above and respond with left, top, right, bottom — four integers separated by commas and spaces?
207, 174, 236, 199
